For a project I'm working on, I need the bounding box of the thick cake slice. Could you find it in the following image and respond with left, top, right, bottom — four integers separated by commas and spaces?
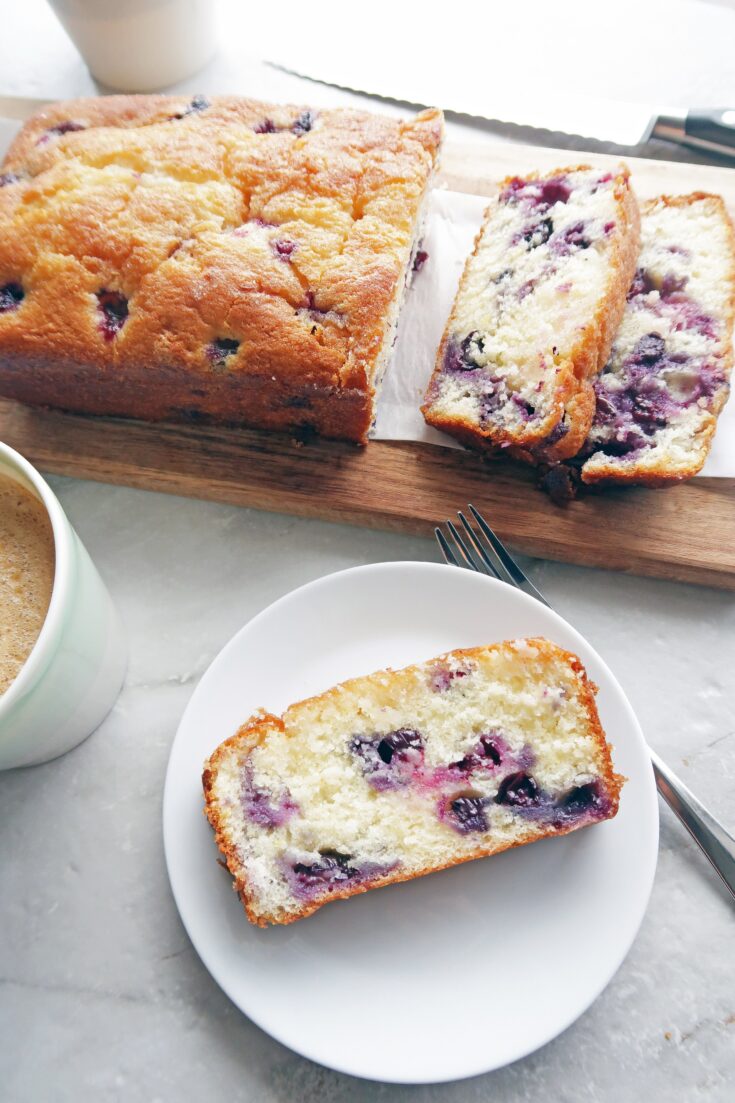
580, 194, 735, 486
422, 165, 640, 462
203, 639, 623, 926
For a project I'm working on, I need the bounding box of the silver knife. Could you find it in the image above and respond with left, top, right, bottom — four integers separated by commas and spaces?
265, 58, 735, 161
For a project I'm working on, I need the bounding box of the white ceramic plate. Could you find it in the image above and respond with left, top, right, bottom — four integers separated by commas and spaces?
163, 562, 658, 1084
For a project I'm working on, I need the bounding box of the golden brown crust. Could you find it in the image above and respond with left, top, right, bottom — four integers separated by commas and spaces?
202, 639, 624, 927
581, 193, 735, 487
0, 95, 443, 444
421, 165, 641, 464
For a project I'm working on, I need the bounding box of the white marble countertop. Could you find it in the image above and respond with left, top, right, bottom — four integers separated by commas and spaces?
1, 2, 734, 1099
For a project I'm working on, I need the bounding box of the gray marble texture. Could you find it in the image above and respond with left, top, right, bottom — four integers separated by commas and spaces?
1, 2, 734, 1098
1, 480, 733, 1102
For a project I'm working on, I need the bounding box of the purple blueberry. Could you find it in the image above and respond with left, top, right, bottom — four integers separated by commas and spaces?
495, 771, 541, 808
670, 300, 717, 340
538, 462, 580, 503
551, 221, 591, 256
442, 332, 485, 374
598, 428, 648, 457
561, 781, 607, 815
540, 176, 572, 206
96, 290, 128, 340
0, 173, 20, 187
0, 282, 23, 313
475, 734, 503, 765
377, 729, 422, 764
517, 279, 536, 301
627, 268, 657, 300
412, 249, 429, 273
500, 174, 571, 211
292, 110, 315, 134
451, 734, 504, 773
442, 792, 489, 834
631, 396, 669, 429
660, 273, 688, 297
499, 176, 526, 204
429, 663, 470, 691
629, 333, 666, 368
241, 766, 299, 829
36, 120, 85, 146
171, 95, 210, 119
254, 118, 277, 134
283, 850, 397, 901
349, 728, 424, 790
287, 851, 358, 899
520, 217, 554, 250
511, 393, 536, 419
544, 418, 569, 446
271, 238, 297, 261
207, 337, 240, 367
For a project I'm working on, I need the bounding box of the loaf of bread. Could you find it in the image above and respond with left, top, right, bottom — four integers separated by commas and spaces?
0, 95, 442, 443
421, 165, 640, 462
579, 193, 735, 486
203, 638, 623, 926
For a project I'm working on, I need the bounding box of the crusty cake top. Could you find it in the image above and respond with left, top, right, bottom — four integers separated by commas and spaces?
0, 95, 442, 391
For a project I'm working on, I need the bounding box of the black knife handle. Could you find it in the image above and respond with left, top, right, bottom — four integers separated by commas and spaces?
652, 108, 735, 160
686, 108, 735, 150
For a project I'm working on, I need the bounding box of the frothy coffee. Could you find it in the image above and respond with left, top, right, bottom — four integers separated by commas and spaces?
0, 473, 55, 696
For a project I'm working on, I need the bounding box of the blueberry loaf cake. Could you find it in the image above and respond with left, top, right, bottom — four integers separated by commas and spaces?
203, 639, 623, 926
0, 95, 442, 443
422, 165, 640, 462
579, 194, 735, 486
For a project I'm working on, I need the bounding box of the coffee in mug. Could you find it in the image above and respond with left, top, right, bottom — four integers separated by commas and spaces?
0, 473, 55, 695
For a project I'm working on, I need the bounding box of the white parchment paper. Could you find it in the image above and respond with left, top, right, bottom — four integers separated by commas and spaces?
1, 117, 732, 476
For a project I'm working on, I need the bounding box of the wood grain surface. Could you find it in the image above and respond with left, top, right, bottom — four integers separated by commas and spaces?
0, 138, 733, 589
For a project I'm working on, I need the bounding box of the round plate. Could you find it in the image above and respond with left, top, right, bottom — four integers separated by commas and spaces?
163, 562, 658, 1084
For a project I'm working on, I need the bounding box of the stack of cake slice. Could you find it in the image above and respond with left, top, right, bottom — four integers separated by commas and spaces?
422, 167, 735, 488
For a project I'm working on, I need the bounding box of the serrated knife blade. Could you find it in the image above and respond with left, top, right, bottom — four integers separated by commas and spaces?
265, 54, 735, 161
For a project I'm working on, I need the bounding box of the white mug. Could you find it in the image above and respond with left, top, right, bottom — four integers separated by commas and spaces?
45, 0, 218, 92
0, 443, 127, 769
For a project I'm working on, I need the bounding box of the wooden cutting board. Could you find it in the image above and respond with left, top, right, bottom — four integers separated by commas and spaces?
1, 139, 734, 590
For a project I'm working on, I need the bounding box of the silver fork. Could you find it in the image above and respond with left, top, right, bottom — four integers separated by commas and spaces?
436, 504, 735, 901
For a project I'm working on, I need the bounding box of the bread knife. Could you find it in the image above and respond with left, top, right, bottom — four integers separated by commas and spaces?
264, 59, 735, 162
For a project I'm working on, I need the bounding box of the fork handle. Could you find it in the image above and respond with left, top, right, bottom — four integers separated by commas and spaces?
650, 748, 735, 899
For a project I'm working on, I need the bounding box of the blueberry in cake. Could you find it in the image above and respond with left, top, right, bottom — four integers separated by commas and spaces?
422, 165, 640, 462
579, 194, 735, 486
203, 639, 623, 926
0, 95, 442, 443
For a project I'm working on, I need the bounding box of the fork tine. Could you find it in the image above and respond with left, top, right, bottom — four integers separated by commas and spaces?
435, 527, 460, 567
460, 509, 515, 587
446, 520, 481, 572
468, 504, 550, 607
456, 512, 502, 581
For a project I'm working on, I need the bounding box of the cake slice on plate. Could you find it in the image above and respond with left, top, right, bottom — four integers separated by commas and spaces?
579, 193, 735, 486
203, 638, 624, 926
422, 165, 640, 462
